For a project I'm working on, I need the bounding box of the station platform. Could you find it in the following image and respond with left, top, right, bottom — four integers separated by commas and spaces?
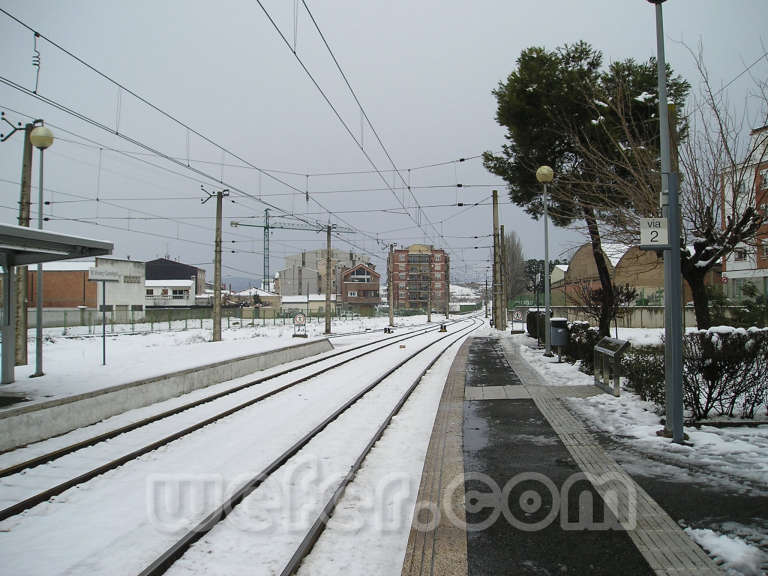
401, 336, 724, 576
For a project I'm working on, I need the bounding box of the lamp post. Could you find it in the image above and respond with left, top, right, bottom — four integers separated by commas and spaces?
647, 0, 684, 443
536, 165, 554, 357
29, 123, 53, 377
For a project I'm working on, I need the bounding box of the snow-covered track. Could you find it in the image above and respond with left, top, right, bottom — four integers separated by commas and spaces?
0, 318, 473, 522
136, 318, 482, 576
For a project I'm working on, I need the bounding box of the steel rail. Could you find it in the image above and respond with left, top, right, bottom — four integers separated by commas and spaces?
0, 319, 467, 478
0, 319, 474, 521
136, 318, 480, 576
279, 321, 480, 575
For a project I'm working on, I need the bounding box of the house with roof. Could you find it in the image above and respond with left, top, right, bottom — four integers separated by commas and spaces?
339, 263, 380, 315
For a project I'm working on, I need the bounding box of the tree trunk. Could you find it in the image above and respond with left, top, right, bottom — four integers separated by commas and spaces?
582, 205, 614, 337
683, 266, 711, 329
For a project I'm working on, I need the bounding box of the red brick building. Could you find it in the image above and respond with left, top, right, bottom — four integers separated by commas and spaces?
339, 263, 380, 314
388, 244, 449, 312
28, 261, 96, 308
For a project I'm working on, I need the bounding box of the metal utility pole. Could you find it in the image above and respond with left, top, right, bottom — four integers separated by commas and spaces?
202, 185, 229, 342
325, 224, 333, 334
484, 271, 489, 318
492, 190, 501, 329
231, 217, 353, 335
29, 123, 54, 378
649, 0, 684, 443
388, 244, 394, 327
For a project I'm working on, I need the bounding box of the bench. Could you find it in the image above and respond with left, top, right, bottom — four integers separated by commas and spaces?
593, 337, 630, 396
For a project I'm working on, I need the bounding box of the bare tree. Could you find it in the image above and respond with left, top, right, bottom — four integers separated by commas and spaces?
563, 46, 767, 328
570, 280, 637, 329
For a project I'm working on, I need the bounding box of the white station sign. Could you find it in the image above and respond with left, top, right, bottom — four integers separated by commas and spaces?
88, 268, 120, 282
639, 218, 669, 248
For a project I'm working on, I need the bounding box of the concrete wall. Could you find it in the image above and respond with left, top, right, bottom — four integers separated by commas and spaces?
549, 306, 698, 328
0, 338, 333, 451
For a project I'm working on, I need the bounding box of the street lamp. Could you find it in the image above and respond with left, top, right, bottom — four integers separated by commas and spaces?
536, 165, 554, 357
29, 123, 53, 378
647, 0, 684, 443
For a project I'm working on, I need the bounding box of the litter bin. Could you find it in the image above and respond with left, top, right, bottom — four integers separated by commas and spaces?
550, 318, 569, 348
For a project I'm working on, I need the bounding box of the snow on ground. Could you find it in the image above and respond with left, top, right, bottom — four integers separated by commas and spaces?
0, 327, 469, 576
0, 315, 438, 407
686, 528, 766, 576
515, 332, 768, 574
516, 333, 768, 491
449, 283, 480, 301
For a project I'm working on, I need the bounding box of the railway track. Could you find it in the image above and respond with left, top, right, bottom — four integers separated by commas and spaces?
0, 317, 475, 522
137, 317, 482, 576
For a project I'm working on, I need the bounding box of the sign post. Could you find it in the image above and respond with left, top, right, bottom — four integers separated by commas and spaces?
88, 269, 119, 365
293, 313, 307, 338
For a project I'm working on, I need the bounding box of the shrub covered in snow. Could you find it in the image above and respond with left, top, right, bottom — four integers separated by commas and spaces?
683, 327, 768, 420
565, 321, 600, 374
618, 327, 768, 421
621, 345, 665, 405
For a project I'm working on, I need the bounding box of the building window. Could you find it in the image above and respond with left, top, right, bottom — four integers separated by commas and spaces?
172, 289, 188, 300
161, 288, 169, 296
762, 240, 768, 258
434, 263, 442, 271
398, 254, 406, 261
124, 275, 142, 284
146, 289, 154, 296
399, 282, 405, 289
760, 201, 768, 216
347, 290, 357, 298
734, 248, 747, 262
435, 272, 442, 280
761, 168, 768, 190
434, 254, 441, 262
398, 263, 405, 270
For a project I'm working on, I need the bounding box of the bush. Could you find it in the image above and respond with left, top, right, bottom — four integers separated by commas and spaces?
683, 327, 768, 420
526, 310, 539, 338
565, 321, 600, 374
621, 345, 665, 404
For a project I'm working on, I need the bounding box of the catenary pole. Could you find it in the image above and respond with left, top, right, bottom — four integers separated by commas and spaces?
325, 224, 332, 334
492, 190, 500, 329
388, 244, 394, 327
15, 124, 32, 366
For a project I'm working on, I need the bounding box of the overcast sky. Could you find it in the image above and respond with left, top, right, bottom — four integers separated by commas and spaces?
1, 0, 766, 285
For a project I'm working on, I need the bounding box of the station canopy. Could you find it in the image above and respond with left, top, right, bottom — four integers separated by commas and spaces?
0, 223, 113, 267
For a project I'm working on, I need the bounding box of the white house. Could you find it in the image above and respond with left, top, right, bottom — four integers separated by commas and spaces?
722, 125, 768, 300
145, 279, 196, 307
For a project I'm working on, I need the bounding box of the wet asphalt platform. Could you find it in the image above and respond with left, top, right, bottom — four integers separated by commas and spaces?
401, 335, 726, 576
463, 337, 653, 575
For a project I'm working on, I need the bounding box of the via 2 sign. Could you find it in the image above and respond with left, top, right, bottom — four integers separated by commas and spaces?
639, 217, 669, 249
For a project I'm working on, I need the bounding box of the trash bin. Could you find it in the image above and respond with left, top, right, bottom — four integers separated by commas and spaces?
550, 318, 569, 347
